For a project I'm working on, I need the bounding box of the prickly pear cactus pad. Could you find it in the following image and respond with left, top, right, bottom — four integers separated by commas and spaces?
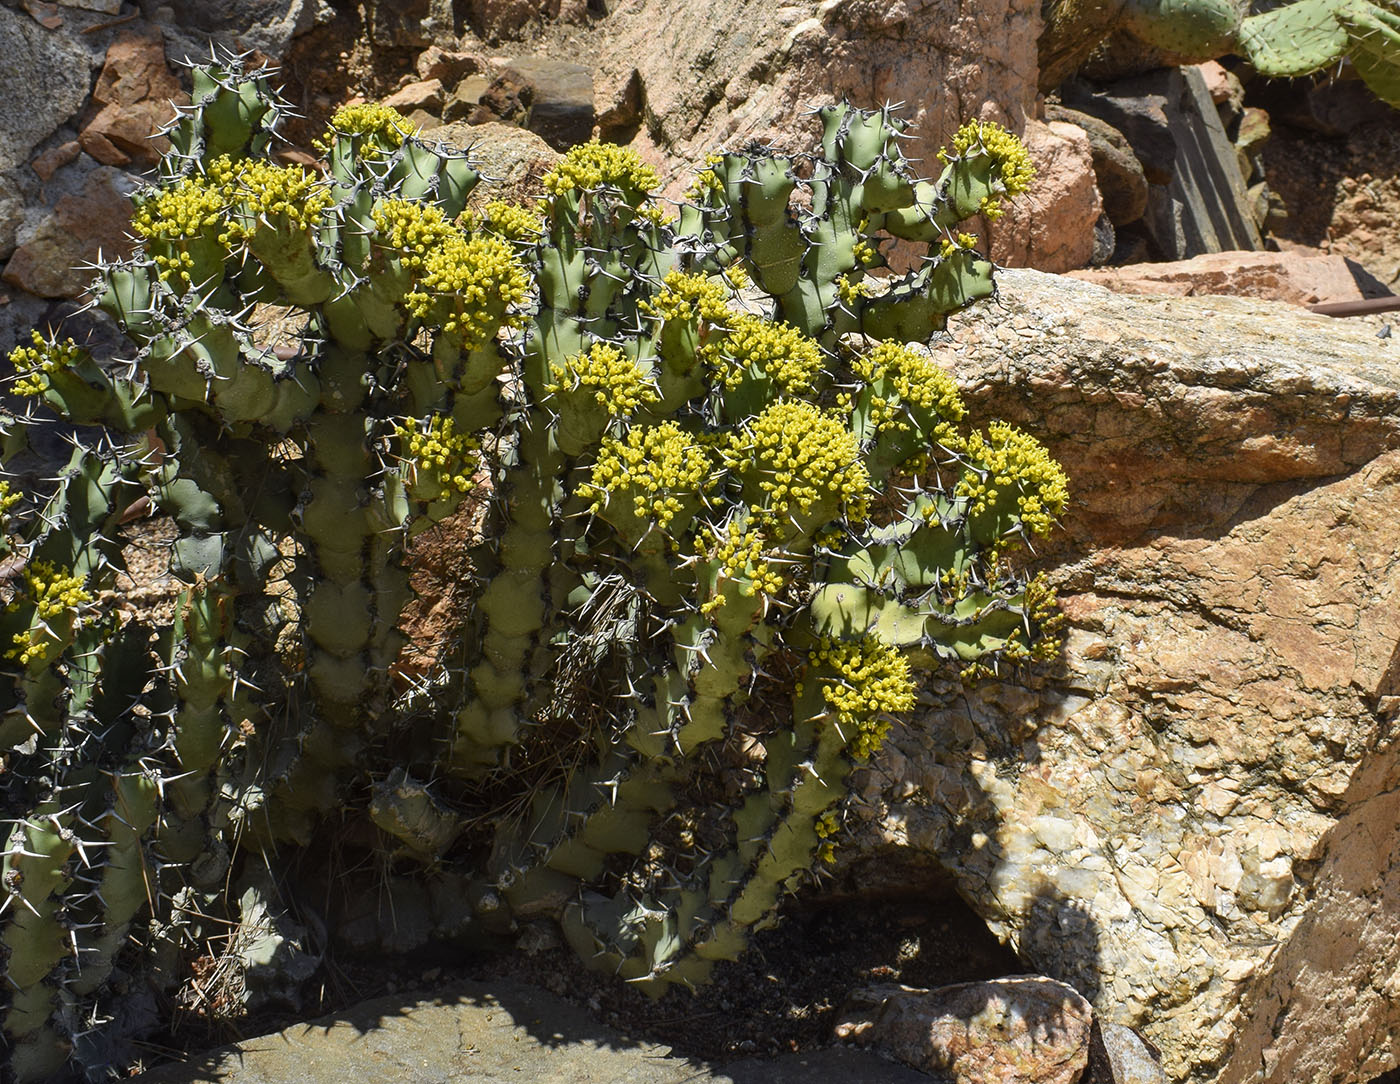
0, 51, 1064, 1080
1238, 0, 1400, 108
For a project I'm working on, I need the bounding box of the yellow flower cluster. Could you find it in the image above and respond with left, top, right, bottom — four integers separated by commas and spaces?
373, 199, 531, 346
372, 197, 448, 256
478, 199, 544, 242
131, 172, 229, 282
938, 232, 981, 259
542, 141, 661, 196
684, 153, 726, 200
546, 342, 659, 415
7, 561, 91, 666
814, 809, 840, 865
837, 274, 873, 306
395, 414, 478, 497
942, 120, 1036, 218
958, 572, 1064, 682
415, 233, 531, 344
318, 101, 415, 154
215, 156, 330, 235
8, 332, 80, 397
811, 635, 916, 761
1013, 571, 1063, 662
703, 316, 825, 394
853, 340, 965, 443
697, 518, 784, 613
639, 270, 733, 325
581, 421, 714, 529
132, 156, 332, 282
956, 421, 1068, 537
634, 201, 672, 227
852, 239, 877, 265
731, 401, 869, 520
0, 481, 21, 520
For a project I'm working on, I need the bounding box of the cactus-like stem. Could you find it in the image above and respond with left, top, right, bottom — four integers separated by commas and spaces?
1, 58, 1070, 1067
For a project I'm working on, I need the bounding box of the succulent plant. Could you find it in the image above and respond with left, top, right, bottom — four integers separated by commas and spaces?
0, 52, 1064, 1078
1120, 0, 1244, 57
1241, 0, 1400, 107
1041, 0, 1400, 106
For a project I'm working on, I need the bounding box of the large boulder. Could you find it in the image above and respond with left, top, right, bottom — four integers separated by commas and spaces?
850, 269, 1400, 1084
512, 0, 1095, 269
571, 0, 1039, 176
153, 0, 334, 63
0, 7, 95, 174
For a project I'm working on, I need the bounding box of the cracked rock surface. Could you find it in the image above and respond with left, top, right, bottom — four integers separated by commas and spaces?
849, 269, 1400, 1084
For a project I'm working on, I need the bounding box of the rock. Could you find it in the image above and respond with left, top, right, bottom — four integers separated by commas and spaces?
1091, 212, 1115, 265
414, 44, 482, 84
834, 977, 1093, 1084
422, 120, 561, 205
1099, 1023, 1166, 1084
1046, 104, 1148, 226
1039, 0, 1131, 91
380, 77, 444, 113
1060, 79, 1176, 185
1195, 60, 1242, 111
23, 1, 67, 30
598, 67, 645, 143
1253, 75, 1398, 138
0, 7, 95, 174
479, 58, 595, 151
30, 139, 82, 183
78, 29, 183, 169
442, 75, 491, 124
464, 0, 558, 43
58, 0, 122, 12
851, 267, 1400, 1084
989, 119, 1102, 273
1068, 249, 1394, 307
158, 0, 333, 64
0, 284, 51, 355
470, 68, 533, 127
1233, 106, 1270, 186
569, 0, 1041, 213
1235, 106, 1269, 156
1071, 67, 1261, 260
0, 175, 25, 261
365, 0, 446, 48
129, 979, 924, 1084
2, 164, 138, 297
